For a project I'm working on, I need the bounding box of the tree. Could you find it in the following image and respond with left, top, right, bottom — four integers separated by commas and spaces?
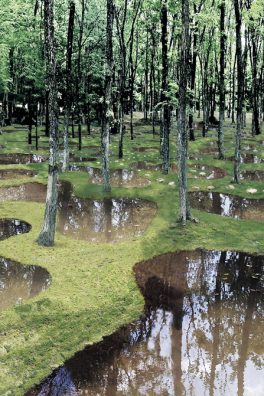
233, 0, 244, 183
218, 0, 226, 159
37, 0, 59, 246
160, 0, 170, 174
62, 0, 75, 172
177, 0, 191, 224
101, 0, 114, 193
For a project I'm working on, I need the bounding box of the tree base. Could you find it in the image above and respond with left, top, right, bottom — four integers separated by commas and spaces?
36, 231, 55, 247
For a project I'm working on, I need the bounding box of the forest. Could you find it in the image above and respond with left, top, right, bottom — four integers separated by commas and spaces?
0, 0, 263, 395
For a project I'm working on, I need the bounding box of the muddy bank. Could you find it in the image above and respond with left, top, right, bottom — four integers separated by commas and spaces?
27, 249, 264, 396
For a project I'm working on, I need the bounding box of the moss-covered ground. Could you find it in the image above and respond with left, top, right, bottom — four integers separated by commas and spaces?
0, 117, 263, 395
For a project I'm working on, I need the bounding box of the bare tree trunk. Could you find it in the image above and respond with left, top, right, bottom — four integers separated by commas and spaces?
233, 0, 244, 183
37, 0, 59, 247
178, 0, 191, 224
218, 0, 226, 159
101, 0, 114, 193
62, 0, 75, 172
160, 0, 170, 174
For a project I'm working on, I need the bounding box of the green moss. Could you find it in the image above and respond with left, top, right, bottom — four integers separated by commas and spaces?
0, 122, 264, 395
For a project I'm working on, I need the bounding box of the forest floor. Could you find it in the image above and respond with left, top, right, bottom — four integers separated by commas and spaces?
0, 114, 264, 395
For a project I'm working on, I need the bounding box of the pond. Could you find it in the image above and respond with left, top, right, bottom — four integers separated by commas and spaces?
188, 165, 226, 180
0, 218, 31, 240
27, 249, 264, 396
0, 169, 37, 179
189, 191, 264, 221
133, 146, 160, 153
0, 257, 51, 311
57, 182, 157, 243
0, 181, 157, 243
81, 167, 150, 188
241, 170, 264, 182
0, 154, 47, 164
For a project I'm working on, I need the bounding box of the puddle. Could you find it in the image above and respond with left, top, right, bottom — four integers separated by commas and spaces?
200, 145, 218, 155
241, 170, 264, 181
0, 169, 37, 180
0, 257, 51, 311
133, 146, 159, 153
57, 182, 157, 242
0, 154, 47, 165
0, 182, 47, 202
86, 167, 150, 187
0, 181, 157, 242
70, 155, 98, 163
188, 165, 226, 180
228, 154, 264, 164
27, 249, 264, 396
189, 191, 264, 221
0, 218, 31, 240
131, 161, 163, 171
131, 162, 177, 172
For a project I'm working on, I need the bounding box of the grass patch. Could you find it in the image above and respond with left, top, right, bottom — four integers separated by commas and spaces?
0, 120, 264, 395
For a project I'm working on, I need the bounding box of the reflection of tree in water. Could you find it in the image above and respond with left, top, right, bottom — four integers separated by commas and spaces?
0, 219, 31, 240
182, 251, 264, 396
0, 257, 51, 310
29, 250, 264, 396
188, 192, 264, 221
57, 181, 156, 243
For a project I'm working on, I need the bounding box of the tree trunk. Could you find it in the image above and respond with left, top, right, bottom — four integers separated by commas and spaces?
37, 0, 59, 246
250, 29, 260, 135
218, 0, 226, 159
233, 0, 244, 183
178, 0, 191, 224
62, 0, 75, 172
101, 0, 114, 192
160, 0, 170, 174
189, 8, 198, 142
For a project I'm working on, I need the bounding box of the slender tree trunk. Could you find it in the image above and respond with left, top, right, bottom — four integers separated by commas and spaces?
62, 0, 75, 172
178, 0, 191, 224
101, 0, 114, 192
250, 29, 260, 135
76, 0, 85, 151
233, 0, 244, 183
189, 8, 198, 142
160, 0, 170, 174
37, 0, 59, 247
218, 0, 226, 159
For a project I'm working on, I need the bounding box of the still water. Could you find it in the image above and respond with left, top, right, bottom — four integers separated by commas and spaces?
0, 181, 157, 242
0, 257, 51, 310
28, 249, 264, 396
189, 191, 264, 221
